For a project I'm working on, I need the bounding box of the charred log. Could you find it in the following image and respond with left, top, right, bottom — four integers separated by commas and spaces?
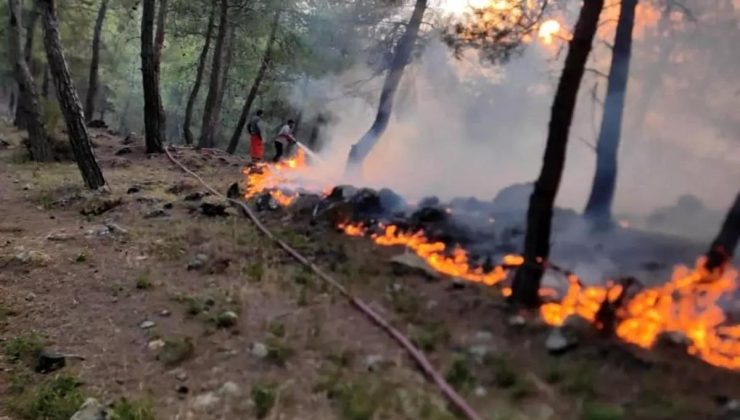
584, 0, 638, 224
84, 0, 110, 122
38, 0, 106, 189
8, 0, 51, 161
183, 1, 215, 145
511, 0, 604, 308
198, 0, 228, 149
346, 0, 427, 170
705, 193, 740, 272
226, 8, 281, 154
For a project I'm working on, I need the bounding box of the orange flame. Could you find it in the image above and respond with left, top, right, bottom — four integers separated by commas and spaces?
538, 19, 562, 44
243, 149, 309, 204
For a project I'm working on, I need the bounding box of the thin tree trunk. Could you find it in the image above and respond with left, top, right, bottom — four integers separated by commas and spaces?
8, 0, 51, 161
38, 0, 106, 189
198, 0, 228, 149
345, 0, 427, 168
41, 63, 50, 97
154, 0, 167, 143
511, 0, 604, 307
226, 8, 281, 154
705, 193, 740, 272
183, 0, 215, 145
14, 4, 40, 129
84, 0, 109, 122
140, 0, 164, 153
583, 0, 638, 224
214, 24, 235, 142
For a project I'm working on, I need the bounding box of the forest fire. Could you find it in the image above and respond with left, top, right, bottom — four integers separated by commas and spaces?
537, 19, 562, 44
243, 160, 740, 371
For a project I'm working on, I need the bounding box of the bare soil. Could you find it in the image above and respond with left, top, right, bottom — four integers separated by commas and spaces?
1, 121, 738, 420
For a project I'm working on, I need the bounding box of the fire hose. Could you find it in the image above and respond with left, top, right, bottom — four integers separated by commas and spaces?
163, 146, 484, 420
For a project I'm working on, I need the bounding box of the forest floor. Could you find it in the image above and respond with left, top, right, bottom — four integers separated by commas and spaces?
0, 120, 739, 420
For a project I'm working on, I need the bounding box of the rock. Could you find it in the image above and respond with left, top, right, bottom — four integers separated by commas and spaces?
144, 209, 168, 219
215, 311, 238, 328
187, 254, 209, 271
184, 191, 206, 202
545, 328, 576, 354
218, 382, 241, 398
200, 202, 228, 217
23, 183, 31, 191
25, 292, 37, 301
364, 355, 385, 372
474, 386, 487, 397
69, 398, 109, 420
15, 250, 50, 266
81, 197, 123, 216
139, 320, 156, 330
46, 231, 74, 242
192, 392, 220, 411
160, 309, 171, 317
114, 147, 132, 156
87, 119, 107, 129
126, 186, 141, 194
172, 369, 188, 381
474, 331, 494, 343
468, 345, 490, 361
148, 339, 166, 351
251, 342, 268, 359
35, 350, 66, 374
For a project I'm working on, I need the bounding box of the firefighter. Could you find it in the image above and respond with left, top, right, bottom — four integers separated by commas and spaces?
274, 119, 297, 163
247, 110, 265, 162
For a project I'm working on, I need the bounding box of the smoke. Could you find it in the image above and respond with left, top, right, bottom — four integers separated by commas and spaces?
290, 5, 739, 242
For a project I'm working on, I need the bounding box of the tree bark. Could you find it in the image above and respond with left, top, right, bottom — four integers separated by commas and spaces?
38, 0, 106, 189
705, 193, 740, 272
154, 0, 167, 142
198, 0, 228, 149
345, 0, 427, 169
583, 0, 638, 224
84, 0, 109, 122
8, 0, 51, 161
140, 0, 165, 153
14, 3, 40, 129
183, 0, 215, 145
225, 8, 281, 154
214, 24, 235, 142
511, 0, 604, 307
41, 63, 50, 97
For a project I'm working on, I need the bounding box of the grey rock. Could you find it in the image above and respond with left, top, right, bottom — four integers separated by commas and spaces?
172, 369, 188, 382
192, 392, 220, 411
139, 320, 156, 330
215, 311, 238, 328
474, 386, 487, 397
218, 381, 241, 398
69, 398, 110, 420
468, 344, 490, 361
251, 342, 268, 359
545, 328, 575, 354
364, 355, 385, 372
160, 309, 171, 317
148, 339, 166, 351
187, 254, 209, 271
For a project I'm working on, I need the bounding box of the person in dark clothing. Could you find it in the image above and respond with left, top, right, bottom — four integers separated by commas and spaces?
247, 110, 265, 161
273, 119, 297, 163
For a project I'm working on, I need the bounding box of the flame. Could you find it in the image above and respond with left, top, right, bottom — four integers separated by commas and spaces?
538, 19, 561, 44
241, 154, 740, 371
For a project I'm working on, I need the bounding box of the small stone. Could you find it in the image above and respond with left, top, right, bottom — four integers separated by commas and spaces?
474, 386, 487, 397
215, 311, 238, 328
25, 292, 37, 301
218, 382, 241, 398
251, 342, 268, 359
46, 231, 74, 242
545, 328, 575, 354
192, 392, 220, 411
148, 339, 166, 351
160, 309, 171, 317
69, 398, 109, 420
140, 320, 156, 330
187, 254, 208, 270
468, 345, 490, 361
173, 369, 188, 381
15, 250, 51, 266
474, 331, 494, 342
23, 183, 31, 191
364, 355, 385, 372
35, 350, 66, 374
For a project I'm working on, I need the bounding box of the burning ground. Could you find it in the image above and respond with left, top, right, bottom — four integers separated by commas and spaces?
1, 122, 740, 419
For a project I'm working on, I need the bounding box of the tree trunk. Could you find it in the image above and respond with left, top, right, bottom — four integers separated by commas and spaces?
84, 0, 109, 122
583, 0, 638, 224
140, 0, 165, 153
705, 193, 740, 272
225, 8, 281, 154
41, 63, 50, 97
214, 24, 235, 142
14, 4, 40, 129
511, 0, 604, 307
182, 0, 215, 145
8, 0, 51, 161
198, 0, 228, 149
345, 0, 427, 169
38, 0, 106, 189
154, 0, 167, 142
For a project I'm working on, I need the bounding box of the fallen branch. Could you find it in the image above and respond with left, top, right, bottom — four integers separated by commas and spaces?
163, 146, 484, 420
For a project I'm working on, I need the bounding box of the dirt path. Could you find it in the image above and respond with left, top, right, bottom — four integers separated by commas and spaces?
1, 122, 739, 420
